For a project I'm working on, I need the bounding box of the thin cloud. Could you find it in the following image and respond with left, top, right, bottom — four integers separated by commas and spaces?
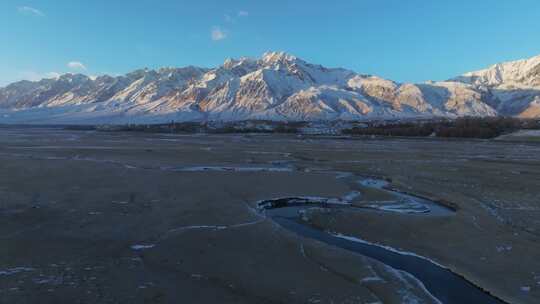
17, 6, 45, 17
224, 11, 248, 24
67, 61, 87, 71
211, 27, 227, 41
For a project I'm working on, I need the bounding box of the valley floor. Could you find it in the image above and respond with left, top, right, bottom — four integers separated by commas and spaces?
0, 128, 539, 304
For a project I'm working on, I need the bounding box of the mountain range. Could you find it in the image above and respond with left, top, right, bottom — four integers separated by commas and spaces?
1, 51, 540, 124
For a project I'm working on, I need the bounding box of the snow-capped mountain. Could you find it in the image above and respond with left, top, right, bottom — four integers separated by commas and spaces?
451, 55, 540, 118
1, 51, 539, 124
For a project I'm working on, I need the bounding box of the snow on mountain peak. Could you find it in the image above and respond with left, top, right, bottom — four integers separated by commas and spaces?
454, 53, 540, 88
223, 58, 236, 68
261, 51, 298, 64
1, 52, 540, 123
222, 56, 257, 72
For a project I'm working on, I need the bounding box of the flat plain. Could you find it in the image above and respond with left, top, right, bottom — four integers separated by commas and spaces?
0, 128, 539, 304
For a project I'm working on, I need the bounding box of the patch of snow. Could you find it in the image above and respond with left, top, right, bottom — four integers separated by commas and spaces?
381, 263, 443, 304
130, 244, 156, 251
0, 267, 35, 276
361, 276, 385, 283
359, 178, 390, 189
496, 245, 513, 253
365, 201, 430, 214
521, 286, 531, 292
169, 166, 293, 173
332, 233, 447, 269
342, 191, 362, 202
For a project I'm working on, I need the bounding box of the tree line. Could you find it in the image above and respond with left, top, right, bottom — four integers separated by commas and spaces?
343, 117, 540, 139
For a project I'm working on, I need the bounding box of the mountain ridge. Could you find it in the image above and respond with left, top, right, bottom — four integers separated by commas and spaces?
1, 51, 539, 124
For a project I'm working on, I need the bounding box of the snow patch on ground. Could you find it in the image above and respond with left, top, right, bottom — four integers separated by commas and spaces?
359, 178, 390, 189
167, 219, 265, 235
365, 201, 430, 214
381, 263, 443, 304
332, 233, 447, 269
167, 166, 293, 172
361, 276, 385, 283
130, 244, 156, 251
0, 267, 35, 276
342, 191, 362, 202
497, 129, 540, 140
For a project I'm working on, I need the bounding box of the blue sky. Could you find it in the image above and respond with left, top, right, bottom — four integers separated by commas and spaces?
1, 0, 540, 86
